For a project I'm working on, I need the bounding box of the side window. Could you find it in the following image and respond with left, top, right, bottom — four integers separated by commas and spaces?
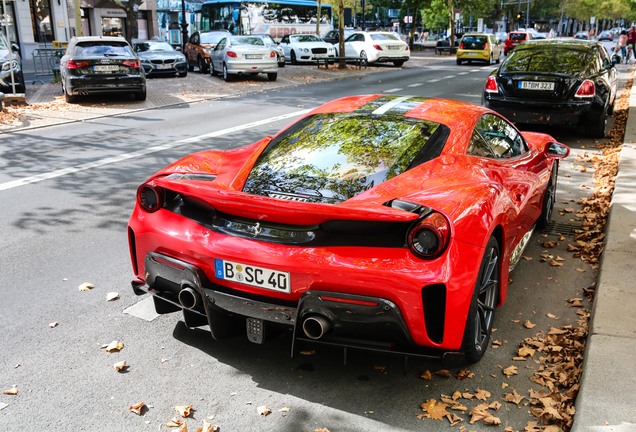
280, 36, 289, 44
216, 38, 226, 50
468, 130, 495, 158
472, 114, 528, 159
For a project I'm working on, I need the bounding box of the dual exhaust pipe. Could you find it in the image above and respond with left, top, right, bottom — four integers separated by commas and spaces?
178, 287, 333, 340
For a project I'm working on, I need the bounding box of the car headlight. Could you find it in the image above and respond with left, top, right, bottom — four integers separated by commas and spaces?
204, 48, 212, 54
1, 59, 18, 72
301, 48, 309, 53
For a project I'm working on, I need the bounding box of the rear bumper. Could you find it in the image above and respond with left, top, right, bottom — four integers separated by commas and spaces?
66, 75, 146, 94
133, 252, 458, 359
483, 95, 600, 126
226, 60, 278, 74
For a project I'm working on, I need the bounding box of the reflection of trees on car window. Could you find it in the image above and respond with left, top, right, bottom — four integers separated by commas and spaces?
503, 48, 590, 74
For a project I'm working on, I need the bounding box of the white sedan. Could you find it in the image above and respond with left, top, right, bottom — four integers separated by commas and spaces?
339, 31, 410, 67
278, 34, 336, 64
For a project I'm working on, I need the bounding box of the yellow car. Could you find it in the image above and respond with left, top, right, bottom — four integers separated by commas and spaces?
456, 33, 502, 65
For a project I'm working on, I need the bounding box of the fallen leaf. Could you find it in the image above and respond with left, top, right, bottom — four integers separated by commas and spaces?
299, 350, 315, 356
103, 340, 124, 353
3, 386, 18, 395
175, 405, 193, 418
113, 360, 127, 372
129, 401, 146, 415
546, 313, 559, 319
523, 320, 536, 329
49, 322, 58, 328
435, 369, 451, 378
503, 365, 518, 377
166, 417, 184, 427
196, 421, 219, 432
106, 292, 120, 301
420, 370, 432, 380
474, 388, 491, 400
79, 282, 94, 291
503, 389, 525, 405
549, 259, 564, 267
279, 407, 290, 413
420, 399, 449, 420
257, 405, 272, 416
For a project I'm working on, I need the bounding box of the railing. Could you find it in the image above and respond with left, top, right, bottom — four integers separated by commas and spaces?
31, 48, 65, 83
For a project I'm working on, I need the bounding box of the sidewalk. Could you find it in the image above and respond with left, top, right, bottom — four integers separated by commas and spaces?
572, 71, 636, 431
4, 52, 636, 430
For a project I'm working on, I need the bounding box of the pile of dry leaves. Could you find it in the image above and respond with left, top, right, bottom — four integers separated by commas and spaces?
417, 75, 633, 431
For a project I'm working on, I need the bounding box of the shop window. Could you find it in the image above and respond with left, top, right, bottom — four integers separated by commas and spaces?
102, 17, 125, 38
30, 0, 54, 43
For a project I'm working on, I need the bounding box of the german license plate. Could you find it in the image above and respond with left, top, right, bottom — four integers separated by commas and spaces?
214, 258, 290, 293
387, 45, 401, 50
245, 54, 262, 59
93, 65, 119, 72
519, 81, 555, 91
156, 64, 172, 69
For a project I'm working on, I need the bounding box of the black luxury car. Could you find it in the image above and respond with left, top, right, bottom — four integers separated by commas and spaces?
482, 39, 618, 138
60, 36, 147, 103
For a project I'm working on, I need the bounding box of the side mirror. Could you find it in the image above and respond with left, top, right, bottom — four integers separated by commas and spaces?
11, 43, 20, 53
545, 142, 570, 158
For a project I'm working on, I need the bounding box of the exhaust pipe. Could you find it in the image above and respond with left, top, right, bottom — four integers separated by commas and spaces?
178, 286, 200, 310
78, 90, 89, 96
302, 315, 332, 340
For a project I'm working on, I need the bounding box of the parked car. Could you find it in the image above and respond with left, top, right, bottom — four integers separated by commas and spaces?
0, 32, 25, 94
339, 31, 410, 66
323, 28, 355, 45
573, 31, 590, 40
597, 30, 614, 41
503, 31, 532, 55
184, 30, 230, 73
278, 34, 336, 64
456, 33, 502, 65
132, 40, 188, 78
482, 39, 618, 138
59, 36, 146, 104
128, 95, 569, 363
251, 34, 285, 67
210, 35, 278, 81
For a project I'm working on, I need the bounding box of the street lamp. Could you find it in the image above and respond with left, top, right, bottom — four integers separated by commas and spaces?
180, 0, 188, 51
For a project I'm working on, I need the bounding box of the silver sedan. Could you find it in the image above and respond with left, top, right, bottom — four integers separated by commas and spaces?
210, 36, 278, 82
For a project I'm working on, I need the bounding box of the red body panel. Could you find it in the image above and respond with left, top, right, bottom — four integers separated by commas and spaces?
128, 95, 567, 354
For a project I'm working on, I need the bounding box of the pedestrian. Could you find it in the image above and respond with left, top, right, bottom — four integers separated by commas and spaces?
616, 30, 629, 63
628, 25, 636, 62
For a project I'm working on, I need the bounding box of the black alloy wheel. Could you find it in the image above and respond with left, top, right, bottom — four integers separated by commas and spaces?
537, 163, 558, 228
462, 237, 500, 363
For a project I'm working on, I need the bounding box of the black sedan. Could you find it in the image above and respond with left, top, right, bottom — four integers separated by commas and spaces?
133, 40, 188, 77
482, 39, 617, 138
60, 36, 147, 103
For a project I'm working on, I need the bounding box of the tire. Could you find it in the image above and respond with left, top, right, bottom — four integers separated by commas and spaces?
278, 60, 286, 68
585, 109, 607, 138
210, 63, 218, 76
178, 71, 187, 78
537, 163, 558, 228
290, 50, 298, 65
461, 237, 500, 363
393, 60, 405, 67
197, 56, 208, 73
134, 89, 147, 101
222, 63, 232, 81
64, 87, 76, 104
456, 58, 462, 65
359, 50, 368, 63
188, 60, 194, 72
488, 54, 493, 65
267, 72, 277, 81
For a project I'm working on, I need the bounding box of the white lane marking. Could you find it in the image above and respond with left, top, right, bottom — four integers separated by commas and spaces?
470, 69, 480, 72
123, 296, 160, 322
372, 96, 413, 114
427, 78, 442, 82
458, 72, 469, 75
407, 83, 423, 87
383, 88, 403, 93
0, 109, 311, 191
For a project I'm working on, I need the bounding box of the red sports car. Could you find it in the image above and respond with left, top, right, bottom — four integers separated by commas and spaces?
128, 95, 569, 363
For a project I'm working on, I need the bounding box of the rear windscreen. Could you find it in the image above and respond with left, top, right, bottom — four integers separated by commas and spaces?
502, 48, 590, 74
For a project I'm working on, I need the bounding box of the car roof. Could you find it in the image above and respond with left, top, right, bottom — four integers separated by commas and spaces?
518, 38, 597, 50
72, 36, 128, 43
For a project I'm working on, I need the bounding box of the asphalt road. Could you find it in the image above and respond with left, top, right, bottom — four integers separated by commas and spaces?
0, 57, 615, 431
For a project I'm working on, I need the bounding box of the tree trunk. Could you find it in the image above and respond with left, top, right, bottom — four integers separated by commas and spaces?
448, 0, 455, 46
338, 0, 346, 69
112, 0, 142, 43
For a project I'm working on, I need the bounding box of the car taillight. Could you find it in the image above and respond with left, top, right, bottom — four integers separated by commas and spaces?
485, 75, 499, 93
405, 45, 409, 51
459, 42, 464, 49
407, 212, 450, 259
66, 60, 90, 69
270, 51, 276, 58
484, 42, 488, 50
227, 51, 237, 58
137, 183, 163, 213
575, 80, 595, 98
123, 59, 141, 68
373, 44, 383, 51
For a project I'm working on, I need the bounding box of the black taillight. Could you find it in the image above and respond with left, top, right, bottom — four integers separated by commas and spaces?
137, 183, 163, 212
407, 212, 450, 259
